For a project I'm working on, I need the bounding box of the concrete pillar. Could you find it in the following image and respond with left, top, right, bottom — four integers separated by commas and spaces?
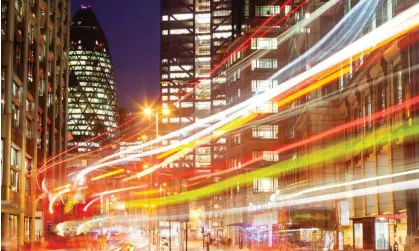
18, 212, 25, 246
1, 213, 10, 245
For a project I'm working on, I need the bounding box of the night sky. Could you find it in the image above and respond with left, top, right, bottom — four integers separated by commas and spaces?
71, 0, 161, 111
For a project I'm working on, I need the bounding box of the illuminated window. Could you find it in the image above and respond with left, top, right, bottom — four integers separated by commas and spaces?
251, 59, 277, 70
251, 37, 277, 49
181, 102, 193, 108
10, 169, 19, 192
252, 125, 278, 139
232, 133, 241, 144
196, 102, 210, 111
11, 147, 20, 168
253, 178, 278, 192
255, 6, 280, 16
285, 5, 291, 15
252, 151, 279, 161
170, 29, 189, 35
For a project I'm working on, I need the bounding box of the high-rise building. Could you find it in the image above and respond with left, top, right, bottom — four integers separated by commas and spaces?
160, 0, 243, 170
1, 0, 71, 248
68, 6, 119, 152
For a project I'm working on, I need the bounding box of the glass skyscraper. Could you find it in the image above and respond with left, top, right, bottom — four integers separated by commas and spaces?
68, 6, 119, 152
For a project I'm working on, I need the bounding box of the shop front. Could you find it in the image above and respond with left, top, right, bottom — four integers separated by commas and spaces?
352, 217, 391, 251
277, 207, 337, 250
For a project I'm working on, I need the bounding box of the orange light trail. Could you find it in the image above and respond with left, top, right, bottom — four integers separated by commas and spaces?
92, 185, 147, 197
189, 95, 419, 181
90, 169, 125, 181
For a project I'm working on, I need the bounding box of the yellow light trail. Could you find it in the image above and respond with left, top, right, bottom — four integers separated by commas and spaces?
122, 121, 419, 209
90, 169, 125, 181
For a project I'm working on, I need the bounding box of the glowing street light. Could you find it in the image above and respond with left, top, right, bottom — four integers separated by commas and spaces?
162, 108, 170, 115
143, 107, 153, 116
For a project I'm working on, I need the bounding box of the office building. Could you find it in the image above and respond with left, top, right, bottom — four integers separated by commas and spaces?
68, 6, 119, 152
160, 0, 245, 171
1, 0, 71, 248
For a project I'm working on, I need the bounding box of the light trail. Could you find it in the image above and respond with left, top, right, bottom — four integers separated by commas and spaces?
53, 183, 71, 192
83, 197, 101, 212
91, 185, 147, 197
49, 188, 71, 214
90, 169, 125, 181
70, 177, 419, 234
278, 167, 419, 202
122, 120, 419, 208
189, 95, 419, 181
42, 0, 342, 192
74, 2, 419, 188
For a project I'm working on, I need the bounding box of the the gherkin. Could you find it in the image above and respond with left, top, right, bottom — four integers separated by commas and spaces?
68, 6, 119, 152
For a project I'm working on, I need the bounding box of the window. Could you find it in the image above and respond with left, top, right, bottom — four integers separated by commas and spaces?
251, 37, 277, 50
25, 177, 31, 196
375, 220, 390, 250
253, 178, 278, 192
285, 5, 291, 15
12, 82, 21, 101
251, 59, 277, 70
181, 102, 193, 108
251, 80, 278, 92
232, 133, 241, 144
365, 95, 372, 129
25, 158, 32, 173
395, 68, 403, 104
10, 169, 19, 192
252, 125, 278, 139
26, 119, 32, 139
354, 223, 363, 249
252, 151, 279, 161
11, 147, 20, 168
255, 6, 280, 16
12, 104, 19, 127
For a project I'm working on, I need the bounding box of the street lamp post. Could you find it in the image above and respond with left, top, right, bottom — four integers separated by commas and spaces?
143, 107, 170, 251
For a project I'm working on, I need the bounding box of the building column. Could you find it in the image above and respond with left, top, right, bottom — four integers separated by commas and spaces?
1, 213, 10, 245
18, 212, 25, 247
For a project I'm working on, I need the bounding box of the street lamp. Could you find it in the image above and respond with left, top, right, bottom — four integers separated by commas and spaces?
143, 107, 170, 138
142, 106, 171, 251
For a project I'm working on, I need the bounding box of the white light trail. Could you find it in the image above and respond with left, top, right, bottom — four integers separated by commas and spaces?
74, 2, 419, 184
49, 188, 71, 214
65, 178, 419, 235
83, 197, 101, 212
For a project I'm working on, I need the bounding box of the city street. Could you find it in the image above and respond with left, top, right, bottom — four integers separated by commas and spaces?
2, 0, 419, 250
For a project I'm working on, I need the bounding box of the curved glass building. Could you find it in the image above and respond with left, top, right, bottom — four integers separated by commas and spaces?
68, 6, 119, 152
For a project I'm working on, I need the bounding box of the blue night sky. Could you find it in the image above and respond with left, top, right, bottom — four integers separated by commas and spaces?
71, 0, 161, 111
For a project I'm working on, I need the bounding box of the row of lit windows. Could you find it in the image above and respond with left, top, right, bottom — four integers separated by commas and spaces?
252, 125, 278, 139
251, 59, 278, 70
251, 80, 279, 92
251, 37, 277, 50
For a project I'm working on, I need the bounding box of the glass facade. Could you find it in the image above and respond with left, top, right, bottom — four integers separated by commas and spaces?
68, 7, 119, 152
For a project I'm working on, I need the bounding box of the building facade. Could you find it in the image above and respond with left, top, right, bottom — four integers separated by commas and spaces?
1, 0, 71, 249
68, 6, 119, 152
160, 0, 245, 170
217, 0, 419, 250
